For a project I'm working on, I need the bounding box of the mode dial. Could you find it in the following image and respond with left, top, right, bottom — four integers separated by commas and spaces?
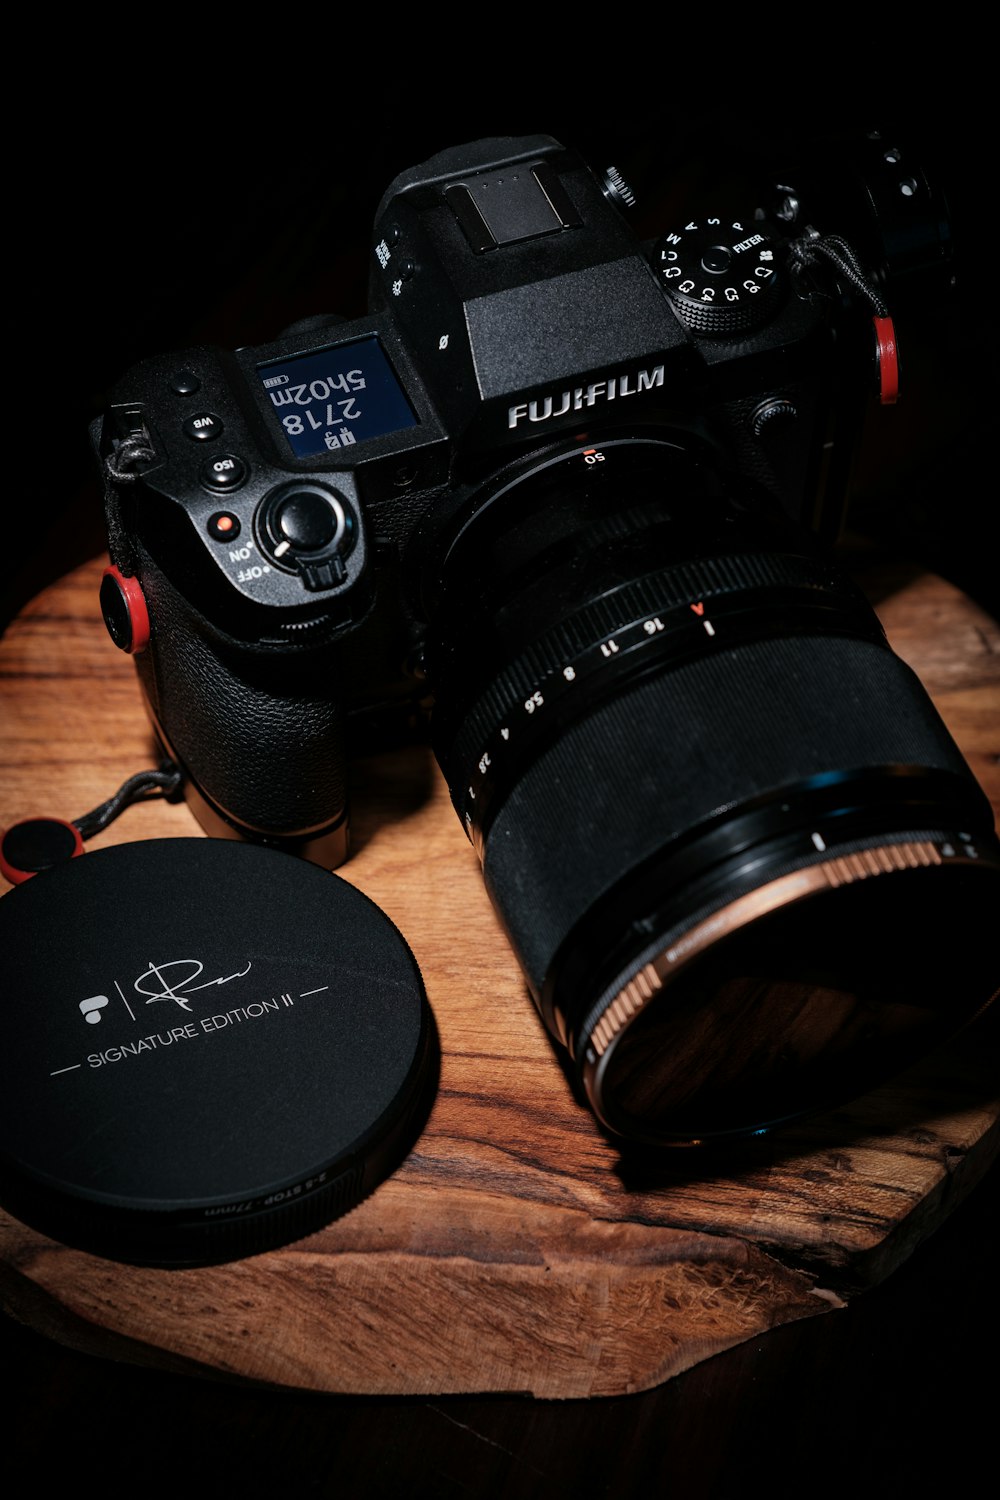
654, 216, 783, 336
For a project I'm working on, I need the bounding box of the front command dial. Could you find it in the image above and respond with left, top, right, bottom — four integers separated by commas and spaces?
255, 482, 356, 591
654, 215, 782, 335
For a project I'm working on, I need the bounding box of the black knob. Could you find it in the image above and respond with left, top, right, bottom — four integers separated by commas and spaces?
255, 483, 355, 579
600, 165, 636, 211
654, 215, 783, 336
276, 491, 339, 551
751, 398, 798, 438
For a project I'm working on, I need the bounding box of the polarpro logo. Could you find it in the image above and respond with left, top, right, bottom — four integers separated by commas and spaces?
48, 958, 332, 1079
507, 365, 665, 429
78, 958, 252, 1024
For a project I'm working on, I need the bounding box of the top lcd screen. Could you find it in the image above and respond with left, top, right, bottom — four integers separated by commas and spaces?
258, 336, 418, 459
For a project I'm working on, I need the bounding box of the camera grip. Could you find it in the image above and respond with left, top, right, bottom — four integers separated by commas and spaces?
132, 544, 348, 843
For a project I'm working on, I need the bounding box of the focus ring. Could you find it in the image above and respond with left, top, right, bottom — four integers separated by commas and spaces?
437, 552, 882, 841
480, 632, 978, 998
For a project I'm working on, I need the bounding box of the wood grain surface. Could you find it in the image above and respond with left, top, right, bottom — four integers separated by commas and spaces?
1, 553, 998, 1398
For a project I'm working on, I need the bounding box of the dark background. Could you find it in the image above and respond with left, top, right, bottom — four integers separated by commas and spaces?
7, 78, 990, 626
5, 72, 996, 1495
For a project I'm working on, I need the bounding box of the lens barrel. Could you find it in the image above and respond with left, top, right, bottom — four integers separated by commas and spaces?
426, 436, 1000, 1146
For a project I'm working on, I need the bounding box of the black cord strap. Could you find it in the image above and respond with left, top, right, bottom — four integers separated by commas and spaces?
74, 761, 184, 840
789, 229, 890, 318
103, 432, 157, 578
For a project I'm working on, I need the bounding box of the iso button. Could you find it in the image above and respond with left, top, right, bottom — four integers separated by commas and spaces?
200, 453, 248, 492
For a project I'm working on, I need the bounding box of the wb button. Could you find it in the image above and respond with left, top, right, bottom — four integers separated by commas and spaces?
184, 411, 224, 441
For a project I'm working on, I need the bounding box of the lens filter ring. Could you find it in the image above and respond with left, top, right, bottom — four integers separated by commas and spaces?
573, 820, 1000, 1147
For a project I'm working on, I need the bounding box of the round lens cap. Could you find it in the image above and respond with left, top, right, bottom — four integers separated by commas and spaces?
0, 838, 437, 1267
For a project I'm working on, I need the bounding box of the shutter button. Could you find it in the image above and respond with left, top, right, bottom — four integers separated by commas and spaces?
276, 491, 339, 551
256, 484, 355, 589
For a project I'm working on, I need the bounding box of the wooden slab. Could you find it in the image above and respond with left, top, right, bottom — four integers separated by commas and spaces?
1, 554, 998, 1398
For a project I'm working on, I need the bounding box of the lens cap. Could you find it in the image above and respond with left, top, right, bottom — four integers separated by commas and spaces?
0, 838, 437, 1267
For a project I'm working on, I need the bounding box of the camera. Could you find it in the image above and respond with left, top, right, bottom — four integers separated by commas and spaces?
94, 130, 999, 1148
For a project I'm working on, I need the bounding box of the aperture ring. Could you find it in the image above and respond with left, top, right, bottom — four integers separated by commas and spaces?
435, 548, 860, 744
447, 583, 887, 854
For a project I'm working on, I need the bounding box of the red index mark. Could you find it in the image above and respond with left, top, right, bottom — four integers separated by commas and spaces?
690, 599, 716, 637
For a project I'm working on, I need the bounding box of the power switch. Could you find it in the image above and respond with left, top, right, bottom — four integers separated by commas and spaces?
255, 483, 356, 590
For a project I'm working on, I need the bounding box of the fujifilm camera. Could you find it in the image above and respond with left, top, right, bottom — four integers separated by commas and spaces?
94, 131, 1000, 1147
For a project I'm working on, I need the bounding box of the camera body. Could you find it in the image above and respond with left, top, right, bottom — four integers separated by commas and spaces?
95, 131, 997, 1148
95, 132, 899, 853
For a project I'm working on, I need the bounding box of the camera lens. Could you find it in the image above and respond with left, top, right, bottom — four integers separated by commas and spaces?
424, 436, 1000, 1146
